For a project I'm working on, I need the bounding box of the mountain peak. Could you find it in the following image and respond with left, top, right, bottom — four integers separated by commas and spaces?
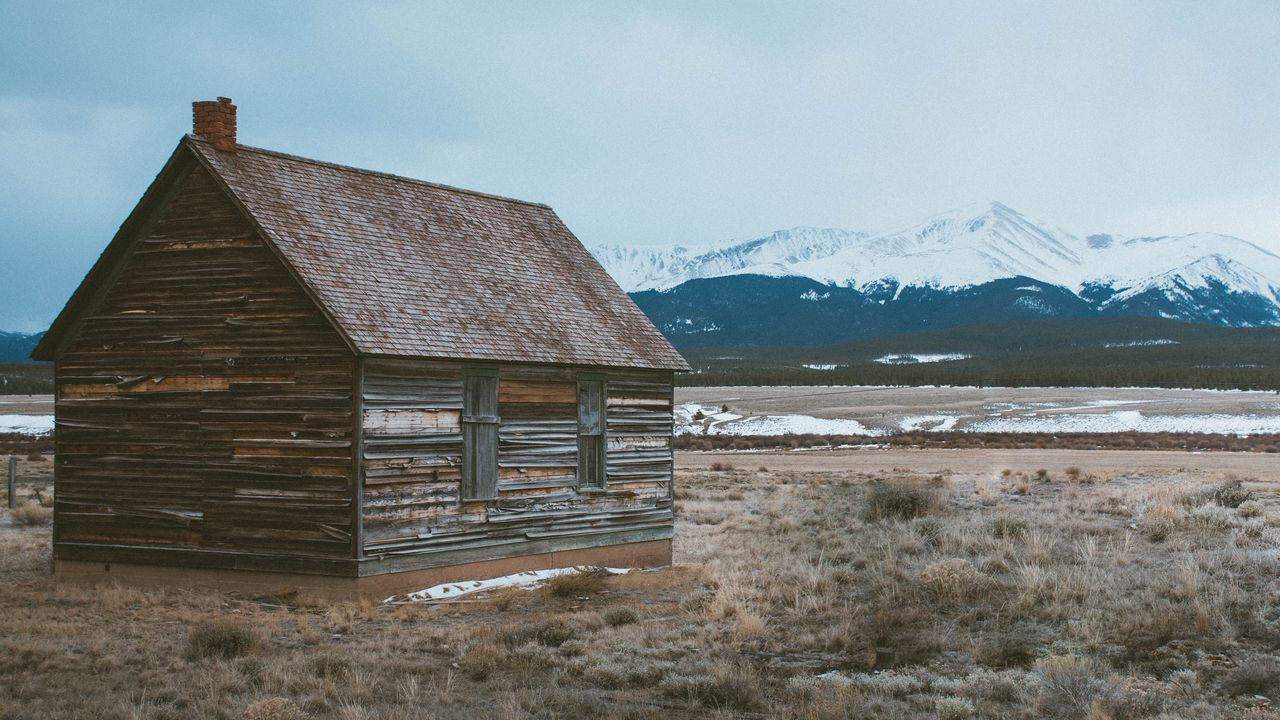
592, 202, 1280, 326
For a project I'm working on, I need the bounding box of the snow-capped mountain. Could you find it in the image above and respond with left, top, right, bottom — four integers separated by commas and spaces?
593, 202, 1280, 346
593, 226, 870, 292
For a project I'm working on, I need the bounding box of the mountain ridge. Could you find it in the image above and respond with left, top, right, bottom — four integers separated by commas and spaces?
594, 202, 1280, 345
595, 201, 1280, 301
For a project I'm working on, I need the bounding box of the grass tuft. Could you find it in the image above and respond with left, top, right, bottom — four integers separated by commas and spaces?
545, 569, 609, 598
603, 606, 640, 627
863, 478, 948, 521
12, 502, 51, 527
186, 621, 261, 660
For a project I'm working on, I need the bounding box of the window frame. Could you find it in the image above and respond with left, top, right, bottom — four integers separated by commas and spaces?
461, 368, 499, 500
576, 373, 607, 489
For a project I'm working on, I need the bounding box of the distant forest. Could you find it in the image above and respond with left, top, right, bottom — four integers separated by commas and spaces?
0, 364, 52, 394
678, 317, 1280, 391
5, 317, 1280, 394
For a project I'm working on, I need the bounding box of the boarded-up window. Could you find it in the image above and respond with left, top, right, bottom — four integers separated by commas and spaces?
577, 378, 606, 488
463, 371, 499, 499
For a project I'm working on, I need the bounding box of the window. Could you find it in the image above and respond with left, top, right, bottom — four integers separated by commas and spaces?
577, 377, 606, 488
462, 370, 498, 499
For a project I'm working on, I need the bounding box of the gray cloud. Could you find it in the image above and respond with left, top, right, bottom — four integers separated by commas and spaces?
2, 0, 1277, 330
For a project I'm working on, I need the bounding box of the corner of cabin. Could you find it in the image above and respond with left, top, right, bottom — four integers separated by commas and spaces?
51, 158, 359, 570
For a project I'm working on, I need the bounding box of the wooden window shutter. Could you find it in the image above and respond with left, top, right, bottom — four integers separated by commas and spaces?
577, 377, 606, 488
462, 371, 499, 500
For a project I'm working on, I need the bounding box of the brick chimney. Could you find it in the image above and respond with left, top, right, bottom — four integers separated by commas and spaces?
192, 97, 237, 151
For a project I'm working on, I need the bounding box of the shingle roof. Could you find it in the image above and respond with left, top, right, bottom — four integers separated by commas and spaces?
186, 136, 688, 371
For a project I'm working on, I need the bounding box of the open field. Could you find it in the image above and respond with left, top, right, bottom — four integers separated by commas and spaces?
677, 385, 1280, 436
5, 448, 1280, 719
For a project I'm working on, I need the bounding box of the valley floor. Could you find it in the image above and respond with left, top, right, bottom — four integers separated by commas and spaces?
4, 449, 1280, 718
677, 385, 1280, 436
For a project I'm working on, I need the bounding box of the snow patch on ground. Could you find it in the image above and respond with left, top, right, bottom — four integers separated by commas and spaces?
1103, 339, 1181, 348
899, 415, 960, 432
874, 353, 972, 365
719, 414, 881, 436
677, 389, 1280, 437
388, 566, 633, 603
675, 402, 743, 435
0, 415, 53, 435
677, 402, 881, 436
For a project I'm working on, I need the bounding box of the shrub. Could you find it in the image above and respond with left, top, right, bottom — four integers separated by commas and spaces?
1223, 659, 1280, 697
844, 670, 926, 697
1034, 655, 1116, 719
539, 621, 579, 647
557, 639, 586, 657
241, 698, 309, 720
305, 650, 350, 678
582, 662, 629, 689
709, 462, 735, 472
864, 479, 946, 521
977, 622, 1051, 668
935, 696, 976, 720
25, 450, 45, 462
1213, 478, 1252, 508
503, 619, 580, 648
659, 665, 762, 712
460, 642, 503, 681
1190, 504, 1233, 533
680, 588, 716, 614
1238, 500, 1266, 519
1142, 505, 1180, 542
12, 502, 51, 527
604, 606, 640, 627
235, 656, 267, 686
989, 514, 1029, 539
186, 621, 260, 660
920, 559, 987, 603
1183, 478, 1252, 509
545, 569, 608, 598
914, 517, 944, 547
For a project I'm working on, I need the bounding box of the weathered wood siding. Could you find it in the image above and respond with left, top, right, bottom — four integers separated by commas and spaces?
54, 164, 356, 562
361, 359, 674, 558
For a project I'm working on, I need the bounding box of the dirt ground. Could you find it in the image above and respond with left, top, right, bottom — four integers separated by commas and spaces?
3, 448, 1280, 719
0, 394, 52, 414
678, 446, 1280, 476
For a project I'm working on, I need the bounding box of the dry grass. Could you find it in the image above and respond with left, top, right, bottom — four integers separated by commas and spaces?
1, 454, 1278, 718
11, 502, 51, 527
543, 569, 608, 598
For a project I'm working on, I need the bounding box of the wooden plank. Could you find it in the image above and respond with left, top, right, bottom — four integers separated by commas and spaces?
364, 408, 461, 435
53, 164, 357, 561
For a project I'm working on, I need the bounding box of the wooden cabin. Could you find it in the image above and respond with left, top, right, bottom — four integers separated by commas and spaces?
31, 98, 689, 598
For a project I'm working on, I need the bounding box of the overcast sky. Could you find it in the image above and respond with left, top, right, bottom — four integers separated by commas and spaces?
2, 1, 1278, 331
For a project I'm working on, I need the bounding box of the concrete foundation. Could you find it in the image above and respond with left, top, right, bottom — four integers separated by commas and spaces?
54, 538, 673, 601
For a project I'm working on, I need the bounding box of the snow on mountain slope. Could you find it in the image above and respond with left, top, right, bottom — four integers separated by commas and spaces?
787, 201, 1086, 290
592, 203, 1280, 324
593, 227, 869, 291
1089, 233, 1280, 302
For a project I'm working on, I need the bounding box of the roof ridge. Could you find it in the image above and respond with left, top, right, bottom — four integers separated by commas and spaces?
184, 134, 553, 210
